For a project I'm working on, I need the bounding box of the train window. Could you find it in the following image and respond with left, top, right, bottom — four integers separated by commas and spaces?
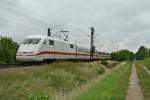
70, 44, 74, 48
43, 40, 46, 45
49, 40, 54, 45
22, 38, 41, 44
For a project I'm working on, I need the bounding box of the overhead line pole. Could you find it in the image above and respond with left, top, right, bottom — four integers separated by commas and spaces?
90, 27, 95, 62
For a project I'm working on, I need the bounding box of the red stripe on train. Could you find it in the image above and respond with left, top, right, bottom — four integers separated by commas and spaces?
16, 51, 94, 56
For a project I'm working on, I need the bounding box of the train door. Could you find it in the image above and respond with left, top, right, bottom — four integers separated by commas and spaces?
40, 39, 54, 60
40, 39, 48, 60
69, 44, 75, 59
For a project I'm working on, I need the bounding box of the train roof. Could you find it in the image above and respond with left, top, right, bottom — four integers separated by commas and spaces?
26, 35, 46, 39
25, 35, 75, 44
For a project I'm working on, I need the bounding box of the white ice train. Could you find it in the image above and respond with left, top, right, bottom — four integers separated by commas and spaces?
16, 35, 110, 62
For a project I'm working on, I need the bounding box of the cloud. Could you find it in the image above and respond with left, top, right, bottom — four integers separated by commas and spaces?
0, 0, 150, 52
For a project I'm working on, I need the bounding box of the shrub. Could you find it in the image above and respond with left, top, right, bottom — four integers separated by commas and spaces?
101, 60, 109, 66
0, 36, 19, 64
106, 62, 118, 69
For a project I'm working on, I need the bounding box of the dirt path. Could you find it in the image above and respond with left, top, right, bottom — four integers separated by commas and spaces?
141, 64, 150, 74
125, 64, 144, 100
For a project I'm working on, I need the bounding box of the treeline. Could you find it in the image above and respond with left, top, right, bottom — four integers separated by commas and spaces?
111, 46, 150, 61
136, 46, 150, 60
0, 36, 19, 64
111, 50, 135, 61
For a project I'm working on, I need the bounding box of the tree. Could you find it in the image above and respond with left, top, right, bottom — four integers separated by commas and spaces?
0, 36, 19, 64
111, 50, 135, 61
136, 46, 149, 60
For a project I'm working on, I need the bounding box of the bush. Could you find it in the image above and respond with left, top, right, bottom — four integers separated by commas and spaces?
106, 62, 118, 69
101, 60, 109, 66
0, 36, 19, 64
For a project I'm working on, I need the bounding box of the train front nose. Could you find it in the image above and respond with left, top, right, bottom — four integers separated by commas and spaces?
16, 37, 42, 62
16, 44, 39, 62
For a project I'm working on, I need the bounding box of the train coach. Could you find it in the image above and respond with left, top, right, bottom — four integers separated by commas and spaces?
16, 35, 110, 62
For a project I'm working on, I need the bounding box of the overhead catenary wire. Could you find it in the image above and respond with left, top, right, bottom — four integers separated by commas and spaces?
0, 0, 63, 30
0, 1, 102, 50
0, 6, 47, 33
0, 1, 67, 38
0, 11, 43, 33
0, 0, 49, 27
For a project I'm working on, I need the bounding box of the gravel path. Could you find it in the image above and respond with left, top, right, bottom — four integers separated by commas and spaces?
125, 64, 144, 100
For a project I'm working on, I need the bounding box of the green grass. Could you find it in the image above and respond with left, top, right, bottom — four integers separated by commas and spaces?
136, 64, 150, 100
74, 62, 131, 100
0, 62, 105, 100
138, 58, 150, 70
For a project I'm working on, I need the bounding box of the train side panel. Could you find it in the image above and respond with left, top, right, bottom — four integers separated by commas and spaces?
38, 38, 77, 61
37, 39, 55, 61
54, 41, 76, 60
76, 46, 90, 60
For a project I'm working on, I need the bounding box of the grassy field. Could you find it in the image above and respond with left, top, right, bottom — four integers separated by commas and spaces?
136, 63, 150, 100
74, 62, 131, 100
138, 58, 150, 70
0, 62, 106, 100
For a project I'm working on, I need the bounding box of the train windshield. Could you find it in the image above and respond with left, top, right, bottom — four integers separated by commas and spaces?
22, 38, 41, 44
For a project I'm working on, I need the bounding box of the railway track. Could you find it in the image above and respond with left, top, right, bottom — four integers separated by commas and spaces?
0, 63, 42, 69
0, 60, 99, 69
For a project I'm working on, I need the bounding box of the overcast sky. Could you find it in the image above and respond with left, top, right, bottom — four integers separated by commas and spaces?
0, 0, 150, 52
